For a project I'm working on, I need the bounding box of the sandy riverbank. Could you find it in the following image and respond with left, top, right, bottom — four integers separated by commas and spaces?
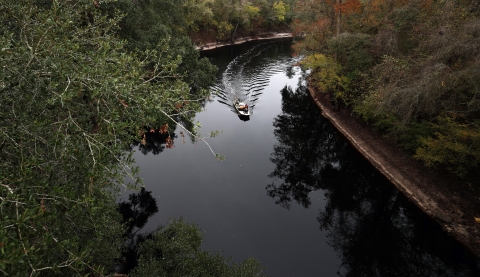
196, 33, 293, 51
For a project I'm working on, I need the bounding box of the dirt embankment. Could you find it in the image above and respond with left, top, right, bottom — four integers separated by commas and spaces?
193, 32, 293, 51
309, 87, 480, 258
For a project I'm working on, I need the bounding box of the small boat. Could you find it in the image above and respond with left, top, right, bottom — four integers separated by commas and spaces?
233, 98, 251, 116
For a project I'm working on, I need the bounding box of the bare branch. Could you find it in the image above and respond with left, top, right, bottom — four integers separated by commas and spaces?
159, 109, 222, 159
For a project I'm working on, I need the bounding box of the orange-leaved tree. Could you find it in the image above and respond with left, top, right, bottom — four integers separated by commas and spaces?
292, 0, 364, 54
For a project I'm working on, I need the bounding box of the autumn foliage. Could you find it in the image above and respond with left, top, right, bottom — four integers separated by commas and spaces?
333, 0, 362, 15
294, 0, 480, 182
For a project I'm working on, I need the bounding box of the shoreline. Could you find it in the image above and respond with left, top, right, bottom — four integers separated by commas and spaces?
196, 35, 480, 257
308, 87, 480, 258
195, 33, 293, 51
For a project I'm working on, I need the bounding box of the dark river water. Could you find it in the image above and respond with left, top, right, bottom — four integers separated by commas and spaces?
123, 39, 480, 276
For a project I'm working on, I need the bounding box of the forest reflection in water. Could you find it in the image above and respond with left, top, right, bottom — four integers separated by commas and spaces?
267, 84, 480, 276
133, 131, 177, 156
123, 39, 480, 276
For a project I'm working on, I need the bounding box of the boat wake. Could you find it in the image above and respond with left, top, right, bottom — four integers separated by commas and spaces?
209, 41, 302, 118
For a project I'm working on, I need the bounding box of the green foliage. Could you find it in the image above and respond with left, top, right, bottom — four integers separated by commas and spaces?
272, 1, 288, 22
109, 0, 218, 90
189, 0, 295, 44
300, 54, 349, 103
131, 219, 267, 277
389, 6, 420, 54
0, 0, 217, 275
245, 5, 261, 20
168, 36, 218, 90
294, 0, 480, 180
415, 116, 480, 178
215, 20, 235, 40
396, 121, 433, 153
352, 55, 413, 123
352, 90, 401, 135
182, 0, 215, 32
352, 91, 381, 123
326, 33, 374, 76
325, 33, 374, 103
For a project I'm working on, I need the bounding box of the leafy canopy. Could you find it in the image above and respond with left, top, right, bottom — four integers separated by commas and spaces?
0, 0, 218, 275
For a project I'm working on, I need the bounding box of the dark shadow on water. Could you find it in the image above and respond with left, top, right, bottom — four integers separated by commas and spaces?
266, 85, 347, 209
136, 131, 177, 155
318, 151, 480, 277
267, 84, 480, 276
116, 188, 159, 274
238, 114, 250, 122
118, 187, 159, 237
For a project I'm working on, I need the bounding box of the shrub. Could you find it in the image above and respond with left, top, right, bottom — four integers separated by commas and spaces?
131, 219, 266, 277
301, 54, 349, 103
326, 33, 374, 76
415, 116, 480, 179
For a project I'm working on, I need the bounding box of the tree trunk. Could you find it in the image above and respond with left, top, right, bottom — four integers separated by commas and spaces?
336, 0, 341, 36
231, 22, 240, 43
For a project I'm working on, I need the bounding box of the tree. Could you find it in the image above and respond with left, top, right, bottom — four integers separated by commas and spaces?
291, 0, 362, 54
110, 0, 218, 90
291, 0, 334, 53
182, 0, 215, 33
333, 0, 362, 35
230, 1, 261, 42
0, 1, 218, 275
130, 219, 267, 277
300, 54, 349, 103
273, 1, 288, 22
292, 0, 480, 182
415, 117, 480, 179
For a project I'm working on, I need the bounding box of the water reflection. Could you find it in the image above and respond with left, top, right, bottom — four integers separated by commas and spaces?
117, 188, 159, 273
133, 130, 177, 155
266, 84, 347, 209
267, 85, 480, 276
319, 160, 480, 276
118, 187, 159, 237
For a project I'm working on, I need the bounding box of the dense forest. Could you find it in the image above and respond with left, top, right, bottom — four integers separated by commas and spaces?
0, 0, 275, 276
295, 0, 480, 183
2, 0, 479, 276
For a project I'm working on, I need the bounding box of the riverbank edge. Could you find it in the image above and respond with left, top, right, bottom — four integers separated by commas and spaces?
195, 32, 293, 51
197, 36, 480, 257
308, 86, 480, 258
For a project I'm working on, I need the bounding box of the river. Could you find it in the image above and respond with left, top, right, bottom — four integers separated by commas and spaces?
123, 39, 480, 276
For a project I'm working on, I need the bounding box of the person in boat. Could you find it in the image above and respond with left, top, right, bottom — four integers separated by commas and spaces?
239, 103, 248, 111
